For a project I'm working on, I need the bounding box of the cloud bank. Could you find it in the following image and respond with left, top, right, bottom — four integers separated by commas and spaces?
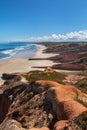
29, 30, 87, 42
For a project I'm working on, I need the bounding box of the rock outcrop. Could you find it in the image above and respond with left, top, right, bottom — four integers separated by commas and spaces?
0, 79, 57, 129
53, 120, 81, 130
2, 73, 21, 80
44, 67, 54, 73
52, 63, 85, 71
0, 72, 87, 130
0, 119, 50, 130
0, 119, 25, 130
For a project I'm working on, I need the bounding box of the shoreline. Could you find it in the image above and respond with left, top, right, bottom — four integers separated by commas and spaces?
0, 43, 38, 63
0, 44, 58, 85
0, 43, 83, 85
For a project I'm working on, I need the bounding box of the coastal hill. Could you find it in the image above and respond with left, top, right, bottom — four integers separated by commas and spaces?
0, 42, 87, 130
30, 42, 87, 71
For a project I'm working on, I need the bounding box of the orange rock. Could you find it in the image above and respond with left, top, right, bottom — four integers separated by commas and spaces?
44, 67, 54, 73
35, 80, 60, 88
47, 85, 81, 105
56, 100, 87, 120
46, 85, 87, 120
29, 127, 49, 130
54, 120, 68, 130
32, 80, 60, 93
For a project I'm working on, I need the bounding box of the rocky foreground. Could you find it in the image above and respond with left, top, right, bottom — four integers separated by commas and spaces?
0, 68, 87, 130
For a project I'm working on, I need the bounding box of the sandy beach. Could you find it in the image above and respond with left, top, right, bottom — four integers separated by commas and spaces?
0, 44, 58, 85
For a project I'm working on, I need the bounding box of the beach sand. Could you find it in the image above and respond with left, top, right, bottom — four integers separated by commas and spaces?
0, 44, 58, 85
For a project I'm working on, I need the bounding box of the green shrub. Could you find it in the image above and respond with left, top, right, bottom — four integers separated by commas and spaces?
24, 71, 66, 84
75, 112, 87, 129
80, 70, 87, 76
75, 78, 87, 93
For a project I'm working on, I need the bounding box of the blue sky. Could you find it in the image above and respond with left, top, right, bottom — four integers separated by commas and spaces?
0, 0, 87, 41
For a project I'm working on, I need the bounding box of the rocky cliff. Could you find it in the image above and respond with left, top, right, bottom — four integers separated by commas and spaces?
0, 71, 87, 130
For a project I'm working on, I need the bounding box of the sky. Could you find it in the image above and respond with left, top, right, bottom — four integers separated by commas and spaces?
0, 0, 87, 42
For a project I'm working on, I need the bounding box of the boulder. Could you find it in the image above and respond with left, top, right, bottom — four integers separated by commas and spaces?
44, 67, 54, 73
0, 119, 50, 130
53, 120, 68, 130
0, 119, 25, 130
53, 120, 81, 130
2, 73, 21, 81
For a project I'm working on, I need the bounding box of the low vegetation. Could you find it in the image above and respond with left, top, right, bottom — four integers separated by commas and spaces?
75, 78, 87, 93
75, 112, 87, 129
24, 71, 66, 84
79, 70, 87, 76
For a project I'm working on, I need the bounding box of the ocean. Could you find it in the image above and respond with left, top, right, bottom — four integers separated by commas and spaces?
0, 42, 37, 61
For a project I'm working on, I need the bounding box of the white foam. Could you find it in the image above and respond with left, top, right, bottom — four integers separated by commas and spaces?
0, 43, 37, 61
2, 50, 13, 54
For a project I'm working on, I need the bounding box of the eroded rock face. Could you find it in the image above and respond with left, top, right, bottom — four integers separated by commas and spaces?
0, 119, 26, 130
31, 80, 60, 94
47, 85, 87, 120
0, 80, 57, 129
47, 85, 81, 102
0, 119, 50, 130
56, 100, 87, 120
2, 73, 21, 80
9, 92, 55, 129
52, 63, 85, 71
0, 94, 11, 123
53, 120, 82, 130
0, 74, 87, 130
53, 120, 68, 130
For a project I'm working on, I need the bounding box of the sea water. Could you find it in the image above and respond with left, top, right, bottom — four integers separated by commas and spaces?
0, 42, 37, 61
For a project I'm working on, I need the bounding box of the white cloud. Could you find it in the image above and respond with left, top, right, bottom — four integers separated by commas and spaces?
28, 30, 87, 42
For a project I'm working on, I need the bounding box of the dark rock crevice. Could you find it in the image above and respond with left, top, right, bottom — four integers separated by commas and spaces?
0, 80, 58, 129
0, 94, 11, 123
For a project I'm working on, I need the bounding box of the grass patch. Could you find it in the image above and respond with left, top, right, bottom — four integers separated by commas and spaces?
74, 57, 87, 64
74, 112, 87, 129
24, 71, 66, 84
79, 70, 87, 76
75, 78, 87, 94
